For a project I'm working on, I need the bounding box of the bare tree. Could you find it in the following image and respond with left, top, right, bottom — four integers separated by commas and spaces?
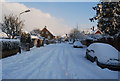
69, 28, 85, 41
0, 14, 24, 39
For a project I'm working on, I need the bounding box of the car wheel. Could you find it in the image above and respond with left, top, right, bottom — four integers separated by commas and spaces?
95, 58, 105, 69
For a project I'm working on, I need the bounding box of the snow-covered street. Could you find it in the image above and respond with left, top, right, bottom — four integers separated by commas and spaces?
2, 43, 118, 79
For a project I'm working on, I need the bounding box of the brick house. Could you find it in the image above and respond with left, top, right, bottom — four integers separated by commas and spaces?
40, 26, 54, 40
90, 29, 102, 35
95, 30, 102, 34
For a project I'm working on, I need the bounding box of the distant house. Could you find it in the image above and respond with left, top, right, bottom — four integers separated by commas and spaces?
61, 34, 69, 41
95, 30, 102, 34
31, 35, 39, 46
40, 26, 54, 40
90, 29, 102, 35
81, 27, 102, 35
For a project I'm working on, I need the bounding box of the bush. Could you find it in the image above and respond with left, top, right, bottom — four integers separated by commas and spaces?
0, 39, 20, 58
86, 37, 120, 51
1, 39, 20, 51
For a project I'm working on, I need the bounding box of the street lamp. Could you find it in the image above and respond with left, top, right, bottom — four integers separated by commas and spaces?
20, 9, 30, 15
19, 9, 30, 19
19, 9, 30, 35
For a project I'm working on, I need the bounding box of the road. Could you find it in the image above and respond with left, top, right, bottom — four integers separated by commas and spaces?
2, 43, 118, 79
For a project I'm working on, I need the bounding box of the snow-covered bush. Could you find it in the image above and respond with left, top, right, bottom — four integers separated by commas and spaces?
1, 39, 20, 51
69, 28, 85, 41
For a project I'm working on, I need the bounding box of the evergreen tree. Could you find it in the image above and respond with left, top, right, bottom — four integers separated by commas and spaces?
90, 1, 120, 36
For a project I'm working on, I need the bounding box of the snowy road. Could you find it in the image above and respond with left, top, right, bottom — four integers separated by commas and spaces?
2, 43, 118, 79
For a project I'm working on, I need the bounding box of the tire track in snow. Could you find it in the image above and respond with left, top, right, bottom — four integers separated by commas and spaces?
35, 45, 68, 79
57, 44, 74, 79
2, 46, 53, 77
26, 46, 62, 79
3, 46, 52, 68
51, 43, 94, 79
2, 43, 118, 79
64, 44, 118, 79
63, 45, 99, 79
16, 47, 57, 79
2, 46, 57, 79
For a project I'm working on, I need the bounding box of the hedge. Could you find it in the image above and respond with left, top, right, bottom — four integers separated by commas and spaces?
0, 39, 20, 58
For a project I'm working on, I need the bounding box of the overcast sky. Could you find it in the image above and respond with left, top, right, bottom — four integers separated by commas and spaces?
1, 1, 99, 36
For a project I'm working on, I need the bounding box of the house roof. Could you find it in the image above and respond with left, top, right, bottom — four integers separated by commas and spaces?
90, 29, 102, 34
95, 30, 102, 34
31, 35, 39, 39
41, 27, 54, 36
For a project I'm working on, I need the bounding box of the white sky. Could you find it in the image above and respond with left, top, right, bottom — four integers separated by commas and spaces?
1, 2, 73, 36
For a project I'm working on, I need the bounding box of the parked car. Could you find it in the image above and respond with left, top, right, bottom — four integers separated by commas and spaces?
86, 43, 120, 71
73, 41, 85, 48
69, 41, 74, 44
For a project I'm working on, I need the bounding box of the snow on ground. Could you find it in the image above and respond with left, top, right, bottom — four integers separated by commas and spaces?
0, 39, 20, 42
0, 60, 2, 81
2, 43, 118, 79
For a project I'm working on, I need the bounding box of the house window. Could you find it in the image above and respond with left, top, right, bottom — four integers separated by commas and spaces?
48, 36, 51, 39
42, 32, 44, 34
46, 31, 48, 34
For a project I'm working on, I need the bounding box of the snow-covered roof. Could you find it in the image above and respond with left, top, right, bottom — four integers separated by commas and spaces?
0, 32, 8, 38
31, 35, 44, 40
90, 29, 102, 34
0, 39, 20, 42
90, 30, 96, 34
31, 35, 39, 39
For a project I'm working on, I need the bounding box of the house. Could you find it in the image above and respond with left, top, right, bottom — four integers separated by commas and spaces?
40, 26, 54, 40
95, 30, 102, 34
31, 34, 44, 47
61, 34, 69, 41
31, 35, 39, 46
90, 29, 102, 35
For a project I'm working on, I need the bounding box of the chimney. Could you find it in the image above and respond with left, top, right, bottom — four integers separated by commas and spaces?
45, 26, 47, 28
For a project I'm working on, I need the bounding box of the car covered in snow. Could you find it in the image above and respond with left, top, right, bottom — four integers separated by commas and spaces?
73, 41, 85, 48
86, 43, 120, 71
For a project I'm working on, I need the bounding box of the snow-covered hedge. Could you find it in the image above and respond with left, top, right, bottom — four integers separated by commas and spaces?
0, 39, 20, 51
